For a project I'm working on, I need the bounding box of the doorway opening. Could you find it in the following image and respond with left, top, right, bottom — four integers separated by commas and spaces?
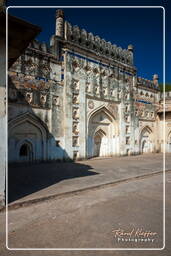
19, 142, 33, 162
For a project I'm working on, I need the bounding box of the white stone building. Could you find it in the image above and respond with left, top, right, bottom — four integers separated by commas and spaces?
8, 9, 170, 164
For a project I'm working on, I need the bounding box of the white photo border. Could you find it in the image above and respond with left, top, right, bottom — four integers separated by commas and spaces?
6, 5, 166, 251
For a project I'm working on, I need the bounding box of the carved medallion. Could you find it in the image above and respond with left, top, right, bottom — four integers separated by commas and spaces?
88, 100, 94, 109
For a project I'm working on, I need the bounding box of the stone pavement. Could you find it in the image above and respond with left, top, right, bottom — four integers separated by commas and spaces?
7, 153, 170, 209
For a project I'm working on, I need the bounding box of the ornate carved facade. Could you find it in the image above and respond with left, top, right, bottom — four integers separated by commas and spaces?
8, 9, 170, 163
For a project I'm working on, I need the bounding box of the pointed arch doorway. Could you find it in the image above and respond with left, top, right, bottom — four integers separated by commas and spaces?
93, 129, 107, 157
87, 106, 118, 158
140, 126, 153, 154
8, 112, 49, 163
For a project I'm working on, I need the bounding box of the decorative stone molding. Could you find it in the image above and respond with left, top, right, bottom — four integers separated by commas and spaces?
137, 77, 159, 91
53, 96, 60, 106
40, 94, 47, 105
135, 109, 139, 116
126, 125, 130, 134
23, 58, 38, 74
126, 136, 130, 145
86, 83, 91, 93
39, 63, 51, 76
72, 107, 79, 120
25, 92, 33, 104
125, 115, 130, 123
88, 100, 94, 109
103, 88, 108, 96
73, 150, 79, 160
107, 103, 118, 119
151, 112, 154, 118
73, 136, 79, 147
73, 94, 79, 104
95, 85, 100, 95
72, 79, 79, 92
73, 122, 79, 135
84, 65, 91, 74
118, 91, 122, 99
65, 21, 133, 65
72, 60, 80, 71
140, 110, 144, 117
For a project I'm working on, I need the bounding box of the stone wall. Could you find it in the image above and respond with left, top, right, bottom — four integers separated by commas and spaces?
8, 41, 67, 163
7, 9, 163, 163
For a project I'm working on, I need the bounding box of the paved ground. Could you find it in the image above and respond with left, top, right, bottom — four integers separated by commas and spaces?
0, 171, 170, 256
8, 153, 169, 207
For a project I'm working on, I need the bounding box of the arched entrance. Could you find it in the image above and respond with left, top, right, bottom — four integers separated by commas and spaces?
88, 107, 118, 158
19, 141, 33, 162
8, 112, 49, 163
141, 139, 150, 153
93, 129, 107, 157
140, 126, 153, 154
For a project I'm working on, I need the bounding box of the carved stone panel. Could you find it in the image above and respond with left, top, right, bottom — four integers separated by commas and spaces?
72, 107, 79, 120
40, 94, 47, 105
73, 122, 79, 135
25, 92, 33, 104
53, 96, 60, 106
72, 79, 79, 92
73, 136, 79, 147
73, 94, 79, 104
88, 100, 94, 110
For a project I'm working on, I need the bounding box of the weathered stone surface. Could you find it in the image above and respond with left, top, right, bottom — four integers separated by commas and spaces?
8, 9, 169, 164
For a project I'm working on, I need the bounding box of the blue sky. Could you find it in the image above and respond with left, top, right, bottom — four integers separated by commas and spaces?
7, 0, 171, 84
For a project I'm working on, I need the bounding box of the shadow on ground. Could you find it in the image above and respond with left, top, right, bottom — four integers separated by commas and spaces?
8, 76, 99, 203
8, 161, 98, 203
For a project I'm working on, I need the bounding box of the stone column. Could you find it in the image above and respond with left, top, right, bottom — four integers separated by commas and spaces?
63, 53, 73, 159
118, 101, 126, 156
79, 78, 86, 159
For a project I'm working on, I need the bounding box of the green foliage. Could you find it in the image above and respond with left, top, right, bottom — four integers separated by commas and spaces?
159, 83, 171, 92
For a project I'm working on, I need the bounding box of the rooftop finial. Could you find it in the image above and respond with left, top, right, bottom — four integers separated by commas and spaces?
56, 9, 64, 18
128, 44, 134, 52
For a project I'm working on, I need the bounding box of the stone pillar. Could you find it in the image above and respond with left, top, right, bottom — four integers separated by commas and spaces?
63, 53, 73, 159
79, 79, 86, 159
55, 9, 64, 38
119, 101, 126, 156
